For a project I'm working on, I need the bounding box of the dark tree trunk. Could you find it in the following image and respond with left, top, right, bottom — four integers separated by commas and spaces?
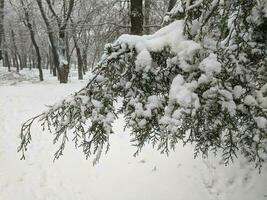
73, 34, 83, 80
76, 46, 83, 80
18, 54, 23, 70
0, 0, 10, 72
32, 54, 35, 68
4, 51, 10, 72
46, 53, 49, 69
82, 37, 90, 72
0, 0, 4, 60
37, 0, 61, 81
168, 0, 177, 12
48, 46, 56, 76
31, 40, 43, 80
82, 49, 87, 74
144, 0, 151, 34
22, 54, 27, 69
37, 0, 74, 83
21, 0, 43, 81
58, 28, 70, 83
90, 47, 99, 70
130, 0, 143, 35
10, 28, 19, 72
29, 56, 32, 70
13, 56, 19, 72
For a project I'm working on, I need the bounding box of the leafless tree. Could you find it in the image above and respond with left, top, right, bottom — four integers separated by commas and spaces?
36, 0, 74, 83
20, 0, 43, 81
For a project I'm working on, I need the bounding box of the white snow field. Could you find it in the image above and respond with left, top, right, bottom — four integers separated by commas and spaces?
0, 67, 267, 200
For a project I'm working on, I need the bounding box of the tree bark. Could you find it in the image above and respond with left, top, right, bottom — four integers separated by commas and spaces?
4, 51, 10, 71
81, 34, 89, 72
10, 29, 19, 72
18, 54, 23, 70
37, 0, 74, 83
0, 0, 4, 60
48, 45, 56, 76
12, 56, 19, 72
37, 0, 61, 80
168, 0, 177, 12
32, 53, 36, 69
46, 53, 49, 69
21, 0, 43, 81
82, 48, 87, 74
144, 0, 151, 34
73, 35, 83, 80
0, 0, 10, 71
130, 0, 143, 35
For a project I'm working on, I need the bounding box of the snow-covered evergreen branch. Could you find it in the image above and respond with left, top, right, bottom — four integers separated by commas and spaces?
19, 0, 267, 169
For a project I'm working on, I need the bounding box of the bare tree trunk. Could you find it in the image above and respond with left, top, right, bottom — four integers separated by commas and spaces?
73, 35, 83, 80
81, 35, 90, 72
130, 0, 143, 35
4, 51, 10, 71
21, 0, 43, 81
48, 46, 56, 76
168, 0, 177, 12
90, 46, 99, 69
0, 0, 4, 60
18, 54, 23, 70
0, 0, 10, 71
46, 53, 49, 69
29, 56, 32, 70
0, 0, 11, 72
82, 49, 87, 74
37, 0, 74, 83
58, 31, 69, 83
13, 56, 19, 72
66, 32, 71, 67
144, 0, 151, 34
10, 29, 20, 72
32, 53, 35, 69
22, 54, 27, 69
37, 0, 61, 81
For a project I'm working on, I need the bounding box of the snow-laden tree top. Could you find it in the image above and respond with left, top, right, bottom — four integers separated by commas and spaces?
19, 0, 267, 169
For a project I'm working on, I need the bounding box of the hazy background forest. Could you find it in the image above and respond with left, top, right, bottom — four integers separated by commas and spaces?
0, 0, 169, 82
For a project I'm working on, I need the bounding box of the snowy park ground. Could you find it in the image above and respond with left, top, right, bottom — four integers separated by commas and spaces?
0, 66, 267, 200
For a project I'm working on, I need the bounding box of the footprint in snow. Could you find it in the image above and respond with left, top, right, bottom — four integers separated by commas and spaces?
227, 176, 235, 186
139, 159, 146, 164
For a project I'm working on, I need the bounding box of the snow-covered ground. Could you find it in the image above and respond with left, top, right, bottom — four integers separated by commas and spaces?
0, 67, 267, 200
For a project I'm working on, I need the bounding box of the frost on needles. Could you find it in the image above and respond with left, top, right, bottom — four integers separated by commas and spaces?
19, 0, 267, 169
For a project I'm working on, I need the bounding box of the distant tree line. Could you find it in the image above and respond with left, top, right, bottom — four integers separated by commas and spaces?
0, 0, 171, 82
